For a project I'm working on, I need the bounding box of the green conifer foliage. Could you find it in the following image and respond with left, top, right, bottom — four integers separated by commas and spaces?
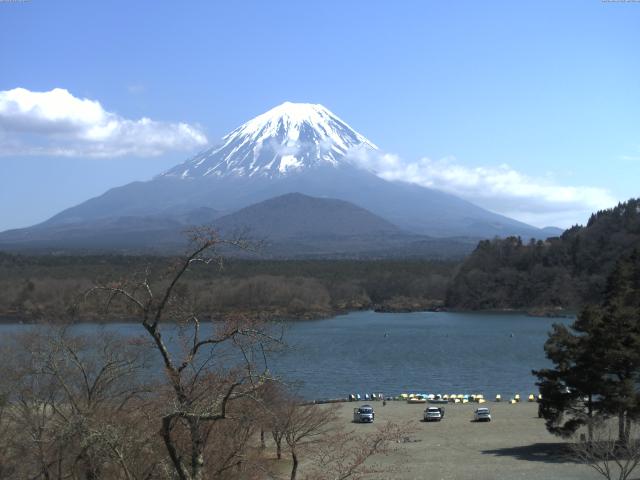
534, 249, 640, 441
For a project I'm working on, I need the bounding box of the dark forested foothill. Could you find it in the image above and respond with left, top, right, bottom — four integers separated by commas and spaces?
446, 198, 640, 312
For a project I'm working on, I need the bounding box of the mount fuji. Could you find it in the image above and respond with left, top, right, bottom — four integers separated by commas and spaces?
0, 102, 559, 255
163, 102, 378, 179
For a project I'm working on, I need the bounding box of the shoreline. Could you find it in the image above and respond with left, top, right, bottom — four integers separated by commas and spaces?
0, 304, 575, 325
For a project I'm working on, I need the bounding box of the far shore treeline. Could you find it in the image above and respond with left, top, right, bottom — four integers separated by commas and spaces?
1, 198, 639, 322
0, 255, 455, 321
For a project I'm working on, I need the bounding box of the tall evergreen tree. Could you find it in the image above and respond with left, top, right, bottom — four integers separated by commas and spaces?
534, 249, 640, 441
596, 249, 640, 441
534, 306, 605, 439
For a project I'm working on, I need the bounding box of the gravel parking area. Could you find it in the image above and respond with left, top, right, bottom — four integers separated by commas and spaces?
337, 401, 602, 480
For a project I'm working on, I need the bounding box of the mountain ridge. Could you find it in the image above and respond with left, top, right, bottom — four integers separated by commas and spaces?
0, 192, 479, 258
0, 101, 562, 253
213, 192, 402, 240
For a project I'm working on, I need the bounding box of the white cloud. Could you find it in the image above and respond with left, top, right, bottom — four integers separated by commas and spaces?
0, 87, 208, 157
349, 150, 616, 228
267, 138, 301, 156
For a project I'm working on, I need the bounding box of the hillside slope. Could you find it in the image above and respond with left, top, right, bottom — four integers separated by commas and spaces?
446, 198, 640, 311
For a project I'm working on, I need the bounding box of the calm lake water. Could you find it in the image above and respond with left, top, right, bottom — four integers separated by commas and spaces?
0, 311, 570, 400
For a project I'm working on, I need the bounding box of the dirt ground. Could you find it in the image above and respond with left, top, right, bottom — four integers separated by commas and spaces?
333, 400, 602, 480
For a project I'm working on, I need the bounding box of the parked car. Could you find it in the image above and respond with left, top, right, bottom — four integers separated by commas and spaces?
473, 407, 492, 422
423, 406, 444, 422
353, 405, 375, 423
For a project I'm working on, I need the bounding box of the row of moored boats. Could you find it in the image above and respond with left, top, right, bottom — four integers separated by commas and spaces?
348, 392, 542, 404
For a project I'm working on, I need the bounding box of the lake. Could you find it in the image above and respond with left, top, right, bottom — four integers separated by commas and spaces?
0, 310, 570, 400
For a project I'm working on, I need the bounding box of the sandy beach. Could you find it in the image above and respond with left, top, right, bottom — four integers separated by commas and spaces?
334, 400, 601, 480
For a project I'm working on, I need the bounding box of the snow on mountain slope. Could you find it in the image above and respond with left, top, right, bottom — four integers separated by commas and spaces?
162, 102, 377, 179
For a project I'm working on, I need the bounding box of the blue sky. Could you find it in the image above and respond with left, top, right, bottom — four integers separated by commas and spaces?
1, 0, 639, 230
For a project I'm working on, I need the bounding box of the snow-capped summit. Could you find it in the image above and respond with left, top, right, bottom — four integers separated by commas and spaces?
162, 102, 378, 179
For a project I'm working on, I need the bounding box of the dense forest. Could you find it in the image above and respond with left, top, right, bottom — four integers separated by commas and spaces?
446, 198, 640, 311
0, 253, 456, 321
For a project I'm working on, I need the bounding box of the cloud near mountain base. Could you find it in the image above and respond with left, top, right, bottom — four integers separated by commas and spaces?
0, 87, 208, 157
349, 150, 616, 229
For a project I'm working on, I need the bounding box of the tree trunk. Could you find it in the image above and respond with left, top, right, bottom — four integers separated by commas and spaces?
587, 394, 594, 443
290, 449, 299, 480
619, 411, 626, 443
161, 416, 190, 480
37, 439, 51, 480
190, 419, 205, 480
272, 430, 282, 460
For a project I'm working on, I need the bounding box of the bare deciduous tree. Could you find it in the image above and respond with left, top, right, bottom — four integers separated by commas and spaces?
571, 421, 640, 480
0, 230, 412, 480
257, 381, 413, 480
0, 328, 160, 480
305, 421, 415, 480
271, 400, 338, 480
84, 229, 279, 480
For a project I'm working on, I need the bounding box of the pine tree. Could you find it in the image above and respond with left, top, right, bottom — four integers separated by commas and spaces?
534, 249, 640, 441
596, 249, 640, 441
534, 306, 605, 439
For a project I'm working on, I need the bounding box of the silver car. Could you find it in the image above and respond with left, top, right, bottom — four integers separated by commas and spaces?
473, 407, 492, 422
353, 405, 375, 423
423, 407, 443, 422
